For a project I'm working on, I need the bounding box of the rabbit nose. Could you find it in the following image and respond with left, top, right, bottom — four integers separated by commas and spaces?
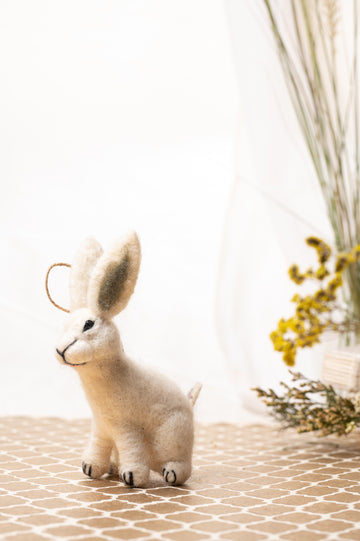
56, 339, 78, 362
56, 347, 66, 361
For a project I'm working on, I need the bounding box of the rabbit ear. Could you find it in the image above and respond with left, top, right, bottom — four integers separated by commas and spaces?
69, 238, 104, 311
87, 232, 141, 319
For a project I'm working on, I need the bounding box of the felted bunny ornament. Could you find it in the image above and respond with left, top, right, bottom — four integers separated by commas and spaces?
49, 232, 201, 488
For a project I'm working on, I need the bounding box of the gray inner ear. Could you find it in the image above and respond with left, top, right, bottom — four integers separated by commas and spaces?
98, 252, 130, 312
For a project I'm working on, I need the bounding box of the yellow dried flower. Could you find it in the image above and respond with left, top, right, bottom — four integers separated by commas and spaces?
283, 350, 296, 366
316, 265, 330, 280
350, 245, 360, 260
278, 318, 289, 333
288, 265, 305, 284
306, 237, 321, 247
314, 289, 328, 302
327, 273, 342, 292
306, 237, 331, 263
289, 319, 304, 333
271, 238, 360, 367
335, 253, 349, 272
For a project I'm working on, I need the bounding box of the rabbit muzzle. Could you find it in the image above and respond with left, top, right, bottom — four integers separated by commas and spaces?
56, 339, 87, 367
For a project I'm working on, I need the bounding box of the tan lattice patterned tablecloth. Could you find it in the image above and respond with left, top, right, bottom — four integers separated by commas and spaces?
1, 418, 360, 540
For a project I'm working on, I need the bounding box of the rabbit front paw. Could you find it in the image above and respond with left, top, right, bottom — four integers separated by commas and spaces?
121, 465, 149, 488
81, 460, 110, 479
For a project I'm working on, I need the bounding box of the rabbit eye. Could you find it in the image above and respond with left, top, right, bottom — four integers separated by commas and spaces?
83, 320, 95, 332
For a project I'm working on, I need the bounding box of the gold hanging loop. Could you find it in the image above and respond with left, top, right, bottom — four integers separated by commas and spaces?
45, 262, 71, 313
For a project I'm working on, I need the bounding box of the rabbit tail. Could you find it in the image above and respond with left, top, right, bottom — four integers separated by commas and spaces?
187, 383, 202, 407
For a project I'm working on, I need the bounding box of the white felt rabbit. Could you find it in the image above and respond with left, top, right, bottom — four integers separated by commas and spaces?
53, 232, 201, 488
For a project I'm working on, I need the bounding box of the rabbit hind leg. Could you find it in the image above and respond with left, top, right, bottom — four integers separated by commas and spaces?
162, 460, 191, 485
150, 410, 194, 485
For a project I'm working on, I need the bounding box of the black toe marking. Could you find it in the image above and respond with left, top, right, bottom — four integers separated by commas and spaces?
82, 462, 92, 477
162, 468, 166, 476
123, 471, 134, 486
164, 469, 177, 484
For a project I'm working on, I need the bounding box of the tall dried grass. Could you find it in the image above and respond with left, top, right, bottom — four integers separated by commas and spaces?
263, 0, 360, 323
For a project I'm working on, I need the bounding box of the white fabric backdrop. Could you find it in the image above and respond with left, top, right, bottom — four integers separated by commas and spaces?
0, 0, 248, 422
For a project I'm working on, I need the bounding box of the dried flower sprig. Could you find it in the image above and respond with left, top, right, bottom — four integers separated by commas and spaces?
271, 237, 360, 366
253, 371, 360, 436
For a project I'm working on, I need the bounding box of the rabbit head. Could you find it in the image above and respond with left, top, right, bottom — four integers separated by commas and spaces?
55, 232, 141, 368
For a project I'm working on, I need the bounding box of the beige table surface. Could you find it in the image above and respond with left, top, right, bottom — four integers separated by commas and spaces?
1, 417, 360, 540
